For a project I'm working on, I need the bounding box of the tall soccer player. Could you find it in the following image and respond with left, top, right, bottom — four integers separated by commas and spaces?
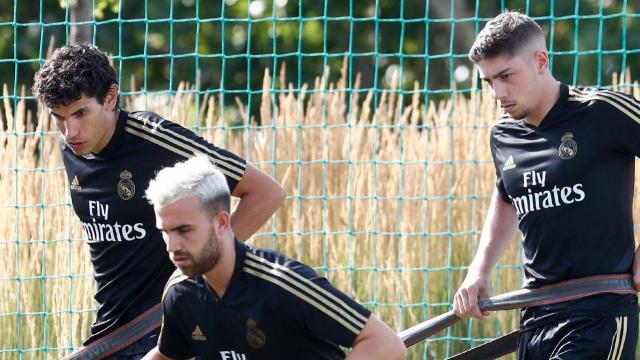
453, 10, 640, 359
142, 156, 406, 360
33, 43, 286, 359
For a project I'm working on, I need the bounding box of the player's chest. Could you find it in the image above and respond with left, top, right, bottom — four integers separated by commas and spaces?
183, 296, 278, 358
495, 124, 601, 198
64, 156, 163, 223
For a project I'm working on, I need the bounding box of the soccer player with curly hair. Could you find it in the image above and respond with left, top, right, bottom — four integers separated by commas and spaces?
33, 43, 286, 359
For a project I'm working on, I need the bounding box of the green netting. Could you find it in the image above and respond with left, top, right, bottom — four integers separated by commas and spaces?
1, 0, 640, 359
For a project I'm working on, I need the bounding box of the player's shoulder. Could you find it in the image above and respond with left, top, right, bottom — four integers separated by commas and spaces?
127, 110, 170, 124
162, 269, 197, 305
123, 109, 204, 154
566, 85, 630, 100
242, 244, 322, 290
490, 113, 522, 136
241, 243, 370, 334
243, 244, 315, 277
125, 110, 184, 133
124, 110, 176, 137
567, 85, 640, 114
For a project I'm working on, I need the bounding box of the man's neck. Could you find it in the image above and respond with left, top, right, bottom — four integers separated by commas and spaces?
524, 79, 561, 127
94, 109, 120, 154
203, 235, 236, 299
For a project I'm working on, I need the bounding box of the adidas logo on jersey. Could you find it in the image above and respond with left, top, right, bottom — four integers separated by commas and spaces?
70, 176, 81, 191
192, 325, 207, 341
502, 155, 516, 171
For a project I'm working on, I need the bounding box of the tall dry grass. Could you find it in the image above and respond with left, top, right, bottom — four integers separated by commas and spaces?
1, 64, 639, 359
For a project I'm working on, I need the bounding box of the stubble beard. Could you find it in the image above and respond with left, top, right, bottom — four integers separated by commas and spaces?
177, 228, 221, 277
509, 105, 531, 120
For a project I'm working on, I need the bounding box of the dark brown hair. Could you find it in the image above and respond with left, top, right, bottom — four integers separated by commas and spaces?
469, 10, 545, 63
33, 43, 119, 108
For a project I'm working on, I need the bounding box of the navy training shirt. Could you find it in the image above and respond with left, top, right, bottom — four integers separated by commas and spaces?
158, 241, 372, 360
490, 84, 640, 326
61, 110, 246, 344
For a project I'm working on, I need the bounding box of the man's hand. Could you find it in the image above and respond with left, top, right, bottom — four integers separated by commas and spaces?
452, 191, 517, 320
453, 274, 490, 320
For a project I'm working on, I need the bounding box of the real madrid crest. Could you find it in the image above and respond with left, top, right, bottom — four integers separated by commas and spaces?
246, 318, 266, 348
558, 132, 577, 160
117, 170, 136, 200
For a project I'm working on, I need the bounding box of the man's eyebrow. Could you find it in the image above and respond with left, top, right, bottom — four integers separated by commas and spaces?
480, 67, 512, 81
159, 224, 191, 232
49, 107, 88, 119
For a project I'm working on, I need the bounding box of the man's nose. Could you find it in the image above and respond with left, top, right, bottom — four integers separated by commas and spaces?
166, 234, 181, 253
492, 82, 508, 100
63, 117, 80, 139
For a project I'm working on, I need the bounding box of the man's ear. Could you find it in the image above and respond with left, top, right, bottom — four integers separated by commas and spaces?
104, 84, 119, 110
534, 49, 549, 75
213, 210, 231, 236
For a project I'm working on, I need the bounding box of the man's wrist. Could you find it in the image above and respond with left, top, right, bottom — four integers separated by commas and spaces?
467, 266, 491, 280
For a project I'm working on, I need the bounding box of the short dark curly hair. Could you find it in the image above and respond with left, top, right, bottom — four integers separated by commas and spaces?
33, 43, 119, 108
469, 10, 545, 63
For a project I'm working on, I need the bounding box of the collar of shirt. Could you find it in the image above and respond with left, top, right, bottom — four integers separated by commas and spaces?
203, 239, 247, 303
523, 83, 570, 130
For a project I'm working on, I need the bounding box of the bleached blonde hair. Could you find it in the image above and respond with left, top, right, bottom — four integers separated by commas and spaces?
145, 155, 230, 214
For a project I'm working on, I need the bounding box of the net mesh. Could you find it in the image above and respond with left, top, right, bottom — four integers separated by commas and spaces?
1, 1, 639, 359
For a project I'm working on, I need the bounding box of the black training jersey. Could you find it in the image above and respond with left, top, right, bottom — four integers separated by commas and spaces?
158, 241, 372, 360
490, 84, 640, 325
61, 110, 246, 345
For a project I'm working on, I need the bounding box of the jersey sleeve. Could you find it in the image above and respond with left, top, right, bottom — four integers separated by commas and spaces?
162, 121, 248, 193
157, 288, 196, 359
126, 112, 247, 192
599, 90, 640, 157
278, 261, 372, 347
489, 126, 511, 203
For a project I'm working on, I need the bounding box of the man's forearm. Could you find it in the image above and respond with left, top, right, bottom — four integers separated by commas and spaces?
346, 339, 406, 360
468, 190, 518, 277
346, 316, 406, 360
230, 163, 286, 241
231, 187, 285, 241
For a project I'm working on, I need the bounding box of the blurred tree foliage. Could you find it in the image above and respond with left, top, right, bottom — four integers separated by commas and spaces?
0, 0, 638, 115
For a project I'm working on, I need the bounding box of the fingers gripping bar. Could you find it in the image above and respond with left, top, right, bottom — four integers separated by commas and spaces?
399, 274, 635, 348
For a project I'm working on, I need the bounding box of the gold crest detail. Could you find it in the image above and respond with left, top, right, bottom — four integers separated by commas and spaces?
117, 170, 135, 200
246, 318, 266, 348
558, 132, 577, 160
120, 170, 133, 180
